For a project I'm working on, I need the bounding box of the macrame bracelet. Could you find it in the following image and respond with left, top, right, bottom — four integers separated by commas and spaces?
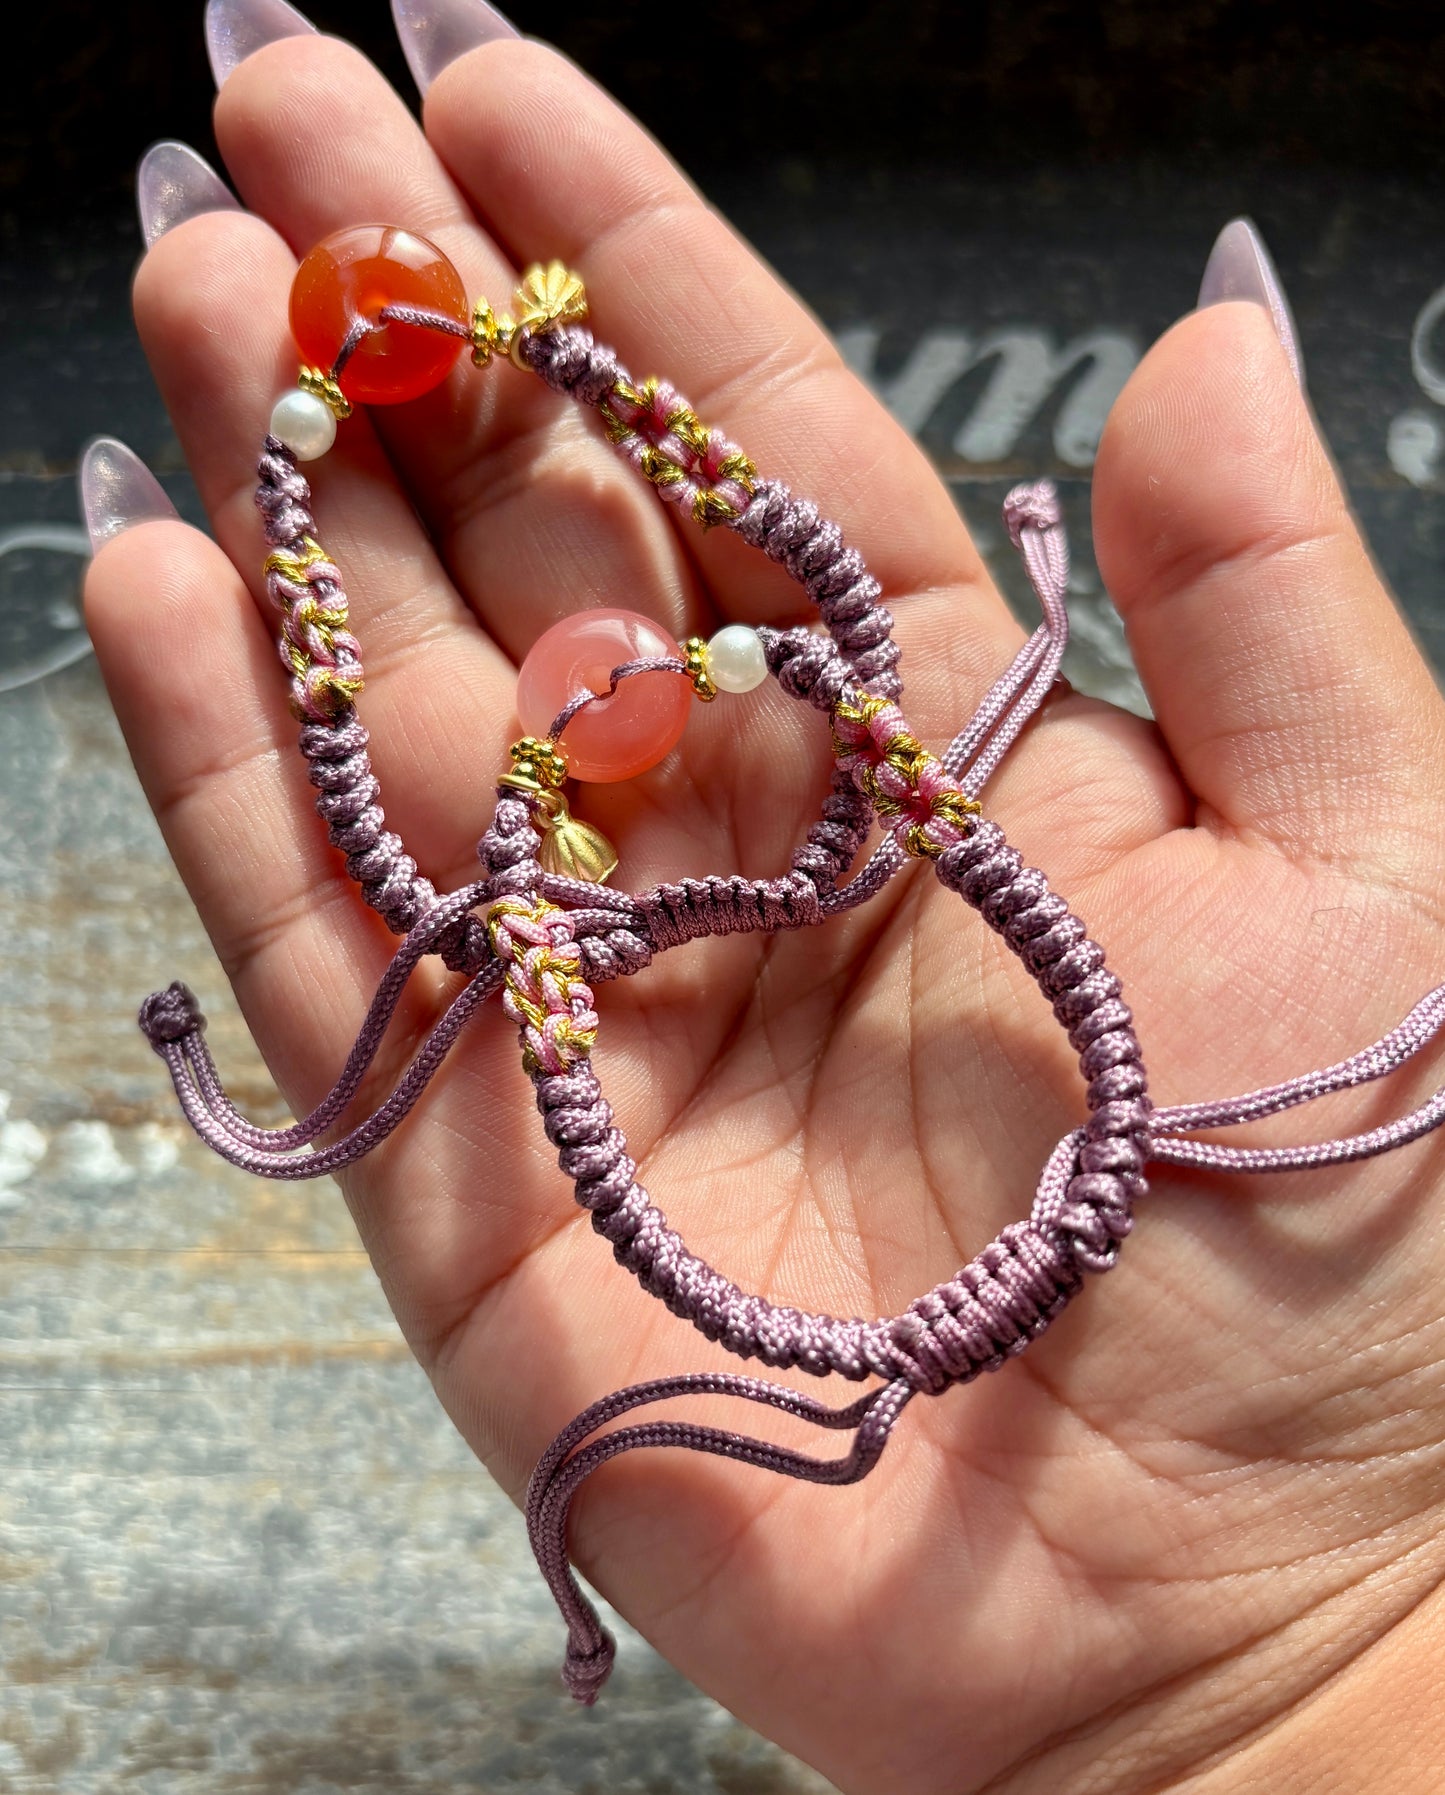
139, 225, 1445, 1703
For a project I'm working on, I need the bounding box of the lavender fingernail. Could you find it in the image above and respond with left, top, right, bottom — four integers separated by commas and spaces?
205, 0, 318, 87
1197, 217, 1304, 388
79, 438, 179, 554
137, 141, 240, 249
392, 0, 520, 98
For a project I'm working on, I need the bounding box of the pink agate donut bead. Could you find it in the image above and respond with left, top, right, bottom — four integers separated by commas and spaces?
516, 609, 692, 783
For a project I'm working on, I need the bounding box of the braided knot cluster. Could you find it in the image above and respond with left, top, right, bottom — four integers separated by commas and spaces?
599, 375, 756, 528
262, 535, 363, 721
735, 484, 901, 698
831, 692, 980, 857
937, 820, 1149, 1272
489, 896, 601, 1075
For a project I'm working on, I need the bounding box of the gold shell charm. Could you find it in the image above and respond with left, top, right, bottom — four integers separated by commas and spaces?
513, 262, 588, 335
537, 798, 620, 884
500, 736, 618, 884
297, 364, 352, 419
473, 264, 588, 370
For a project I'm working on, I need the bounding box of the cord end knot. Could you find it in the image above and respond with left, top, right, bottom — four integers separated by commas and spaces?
138, 981, 204, 1048
562, 1630, 616, 1704
1001, 479, 1062, 548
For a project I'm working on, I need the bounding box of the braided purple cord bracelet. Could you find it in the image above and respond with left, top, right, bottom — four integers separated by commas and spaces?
138, 229, 1445, 1703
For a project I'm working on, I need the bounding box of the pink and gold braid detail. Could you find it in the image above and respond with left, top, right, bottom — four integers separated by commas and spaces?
600, 375, 756, 528
262, 535, 364, 721
831, 693, 981, 858
487, 895, 600, 1075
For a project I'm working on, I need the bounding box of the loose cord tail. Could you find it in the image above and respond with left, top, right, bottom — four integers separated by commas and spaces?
950, 479, 1071, 795
524, 1373, 914, 1703
137, 882, 498, 1176
1148, 980, 1445, 1171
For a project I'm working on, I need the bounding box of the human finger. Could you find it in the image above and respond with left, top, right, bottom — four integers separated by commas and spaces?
1093, 234, 1445, 884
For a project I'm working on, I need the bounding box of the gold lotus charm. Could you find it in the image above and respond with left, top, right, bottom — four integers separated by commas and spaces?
536, 798, 619, 884
514, 262, 588, 335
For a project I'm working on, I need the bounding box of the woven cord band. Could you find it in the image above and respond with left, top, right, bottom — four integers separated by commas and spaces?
133, 282, 1445, 1706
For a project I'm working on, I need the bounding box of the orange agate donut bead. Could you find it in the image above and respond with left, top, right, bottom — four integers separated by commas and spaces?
517, 610, 693, 783
289, 225, 468, 405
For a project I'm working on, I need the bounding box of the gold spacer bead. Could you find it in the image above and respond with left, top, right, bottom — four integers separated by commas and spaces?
507, 735, 569, 789
683, 637, 717, 702
470, 298, 517, 368
297, 366, 352, 420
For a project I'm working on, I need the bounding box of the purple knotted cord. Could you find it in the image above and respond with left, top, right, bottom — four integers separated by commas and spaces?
146, 295, 1445, 1705
330, 303, 470, 381
548, 655, 688, 739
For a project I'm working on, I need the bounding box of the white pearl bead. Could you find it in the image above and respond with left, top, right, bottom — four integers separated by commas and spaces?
705, 624, 768, 694
269, 389, 337, 462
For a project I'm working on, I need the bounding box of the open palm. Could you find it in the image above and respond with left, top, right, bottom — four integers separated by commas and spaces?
84, 25, 1445, 1794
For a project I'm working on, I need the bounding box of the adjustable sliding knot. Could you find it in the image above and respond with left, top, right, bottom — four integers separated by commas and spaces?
488, 896, 600, 1075
886, 1220, 1081, 1395
138, 981, 204, 1048
831, 692, 981, 857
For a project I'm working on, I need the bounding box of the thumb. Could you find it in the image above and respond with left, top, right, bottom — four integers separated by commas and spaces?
1092, 220, 1445, 886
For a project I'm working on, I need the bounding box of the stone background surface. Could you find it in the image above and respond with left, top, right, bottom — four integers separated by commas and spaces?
2, 2, 1444, 1790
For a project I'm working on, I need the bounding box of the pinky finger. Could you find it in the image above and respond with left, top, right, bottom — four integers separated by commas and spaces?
81, 444, 427, 1115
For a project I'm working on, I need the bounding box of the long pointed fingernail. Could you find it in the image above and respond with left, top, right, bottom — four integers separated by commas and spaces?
80, 439, 179, 554
205, 0, 318, 87
392, 0, 519, 97
1197, 217, 1304, 388
137, 141, 240, 248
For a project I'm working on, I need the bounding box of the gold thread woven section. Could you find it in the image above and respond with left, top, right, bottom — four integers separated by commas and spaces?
486, 894, 599, 1073
831, 694, 981, 858
600, 376, 758, 530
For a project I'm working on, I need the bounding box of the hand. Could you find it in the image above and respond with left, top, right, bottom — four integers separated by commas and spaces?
82, 9, 1445, 1791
